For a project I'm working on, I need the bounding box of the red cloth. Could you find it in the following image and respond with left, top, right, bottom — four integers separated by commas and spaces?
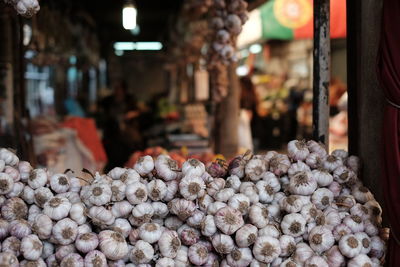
377, 0, 400, 265
62, 117, 107, 163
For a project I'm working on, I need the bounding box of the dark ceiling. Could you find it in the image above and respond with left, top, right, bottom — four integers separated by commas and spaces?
40, 0, 262, 53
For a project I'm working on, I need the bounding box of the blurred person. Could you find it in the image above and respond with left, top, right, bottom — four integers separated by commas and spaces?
329, 77, 347, 116
238, 76, 259, 152
98, 81, 143, 172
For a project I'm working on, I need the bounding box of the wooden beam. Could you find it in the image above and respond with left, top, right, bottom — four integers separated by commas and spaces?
313, 0, 330, 147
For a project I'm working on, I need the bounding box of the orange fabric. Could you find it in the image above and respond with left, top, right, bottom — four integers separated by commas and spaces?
62, 117, 107, 163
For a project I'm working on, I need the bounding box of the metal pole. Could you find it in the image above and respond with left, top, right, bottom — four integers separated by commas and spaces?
313, 0, 330, 147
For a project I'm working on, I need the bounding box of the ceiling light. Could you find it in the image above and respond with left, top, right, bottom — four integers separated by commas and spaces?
113, 42, 163, 51
123, 1, 137, 30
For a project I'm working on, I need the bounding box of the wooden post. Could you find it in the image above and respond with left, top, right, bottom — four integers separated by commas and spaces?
313, 0, 330, 147
215, 63, 240, 159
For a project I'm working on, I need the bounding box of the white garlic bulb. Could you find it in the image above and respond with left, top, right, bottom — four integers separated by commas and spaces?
75, 232, 99, 254
52, 218, 78, 245
289, 171, 317, 196
88, 183, 112, 206
130, 240, 154, 264
147, 179, 167, 201
139, 222, 163, 244
201, 215, 217, 237
245, 158, 266, 181
1, 197, 28, 221
20, 234, 43, 260
34, 187, 53, 208
70, 202, 87, 225
227, 247, 253, 267
179, 175, 205, 200
0, 173, 13, 195
288, 140, 310, 161
212, 233, 235, 254
84, 250, 108, 267
235, 224, 258, 248
308, 226, 334, 253
50, 174, 70, 193
249, 203, 269, 229
32, 214, 52, 239
134, 155, 154, 176
279, 235, 296, 257
281, 213, 306, 237
215, 206, 244, 235
126, 182, 148, 204
338, 234, 362, 258
304, 255, 329, 267
120, 169, 140, 185
182, 158, 206, 177
158, 230, 181, 258
43, 196, 71, 220
188, 243, 209, 265
252, 236, 281, 263
155, 155, 179, 181
28, 169, 48, 189
111, 180, 126, 202
98, 230, 128, 261
347, 254, 373, 267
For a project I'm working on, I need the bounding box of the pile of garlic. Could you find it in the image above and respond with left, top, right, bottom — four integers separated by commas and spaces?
0, 141, 387, 266
3, 0, 40, 17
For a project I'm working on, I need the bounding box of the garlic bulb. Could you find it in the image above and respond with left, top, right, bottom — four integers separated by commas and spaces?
43, 196, 71, 220
20, 234, 43, 260
269, 154, 291, 176
2, 197, 28, 221
215, 206, 244, 235
245, 158, 266, 181
257, 173, 280, 203
158, 230, 181, 258
182, 158, 206, 177
352, 185, 374, 204
201, 215, 217, 237
347, 254, 373, 267
338, 234, 362, 258
89, 206, 115, 226
235, 224, 258, 247
111, 180, 126, 202
186, 210, 205, 228
75, 232, 99, 253
155, 155, 179, 181
304, 255, 329, 267
323, 155, 343, 172
179, 175, 205, 200
227, 247, 253, 267
249, 203, 269, 229
130, 240, 154, 264
34, 187, 53, 208
99, 230, 128, 260
215, 188, 235, 202
179, 225, 200, 245
0, 173, 13, 195
281, 213, 306, 237
108, 167, 127, 180
126, 182, 148, 204
139, 222, 163, 244
32, 214, 52, 239
50, 174, 70, 193
288, 140, 310, 161
28, 169, 47, 189
60, 253, 84, 267
212, 233, 235, 254
252, 236, 281, 263
312, 188, 333, 210
228, 193, 250, 215
84, 250, 108, 267
343, 214, 364, 233
170, 199, 196, 221
225, 175, 242, 191
279, 235, 296, 257
134, 155, 154, 176
52, 218, 78, 245
88, 183, 112, 206
70, 202, 87, 225
288, 161, 311, 177
120, 169, 140, 185
280, 195, 305, 213
289, 171, 317, 196
369, 236, 385, 258
189, 243, 209, 265
308, 226, 334, 253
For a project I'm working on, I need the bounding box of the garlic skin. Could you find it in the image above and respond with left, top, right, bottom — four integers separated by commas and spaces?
0, 173, 13, 195
227, 247, 253, 267
134, 155, 154, 176
235, 224, 258, 248
5, 181, 23, 198
164, 180, 179, 202
226, 175, 242, 192
75, 232, 99, 254
22, 185, 34, 204
257, 173, 280, 203
28, 169, 48, 189
347, 254, 373, 267
34, 187, 54, 208
155, 257, 175, 267
253, 236, 281, 263
201, 215, 217, 237
249, 203, 270, 229
293, 242, 314, 263
280, 195, 305, 213
186, 210, 205, 228
126, 182, 148, 204
289, 171, 317, 197
259, 224, 280, 239
179, 225, 200, 246
89, 206, 115, 226
111, 200, 133, 218
158, 230, 181, 258
50, 174, 70, 193
188, 243, 209, 265
326, 245, 345, 267
288, 161, 311, 177
305, 255, 329, 267
164, 216, 183, 231
52, 218, 78, 245
170, 199, 196, 221
212, 233, 235, 254
354, 232, 371, 254
155, 155, 179, 181
228, 193, 250, 215
313, 169, 333, 187
120, 169, 140, 185
182, 158, 206, 177
8, 219, 31, 239
139, 222, 163, 244
281, 213, 306, 237
98, 230, 128, 261
84, 250, 108, 267
308, 226, 334, 253
215, 206, 244, 235
288, 140, 310, 161
245, 158, 266, 181
147, 179, 167, 202
207, 178, 226, 197
20, 234, 43, 260
323, 155, 343, 172
41, 241, 54, 259
333, 165, 354, 184
338, 234, 362, 258
43, 196, 71, 220
32, 214, 52, 239
130, 240, 154, 264
2, 197, 28, 221
110, 180, 126, 202
108, 167, 127, 180
88, 183, 112, 206
312, 188, 334, 210
70, 202, 87, 225
215, 188, 235, 202
343, 214, 364, 233
179, 175, 206, 200
279, 235, 296, 257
